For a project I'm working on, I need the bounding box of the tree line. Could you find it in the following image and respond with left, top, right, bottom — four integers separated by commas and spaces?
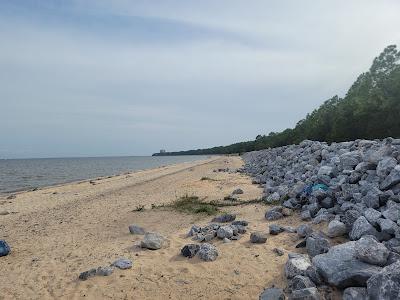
153, 45, 400, 156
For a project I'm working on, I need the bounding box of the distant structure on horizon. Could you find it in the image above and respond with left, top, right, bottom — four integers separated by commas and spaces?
159, 149, 166, 154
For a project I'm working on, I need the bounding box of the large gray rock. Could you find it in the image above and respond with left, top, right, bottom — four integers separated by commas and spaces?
198, 243, 218, 261
327, 220, 347, 237
259, 287, 285, 300
306, 233, 330, 258
217, 225, 234, 239
141, 232, 166, 250
342, 287, 368, 300
285, 254, 312, 279
349, 216, 379, 241
380, 165, 400, 190
367, 261, 400, 299
312, 241, 382, 288
290, 287, 320, 300
355, 235, 390, 266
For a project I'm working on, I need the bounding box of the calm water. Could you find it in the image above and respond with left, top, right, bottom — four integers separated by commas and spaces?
0, 156, 210, 194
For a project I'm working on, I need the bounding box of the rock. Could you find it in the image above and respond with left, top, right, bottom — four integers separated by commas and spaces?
79, 268, 97, 280
342, 287, 368, 300
377, 157, 397, 178
327, 220, 347, 237
364, 208, 382, 227
140, 232, 165, 250
318, 166, 334, 177
377, 218, 399, 236
232, 188, 244, 195
300, 210, 312, 221
212, 213, 236, 223
0, 211, 10, 215
343, 209, 362, 231
380, 165, 400, 190
285, 254, 312, 279
305, 266, 324, 286
250, 232, 268, 244
290, 287, 320, 300
128, 224, 146, 235
320, 197, 334, 209
297, 224, 313, 238
198, 243, 218, 261
362, 190, 380, 209
367, 261, 400, 299
265, 207, 284, 221
259, 287, 285, 300
6, 194, 16, 200
269, 224, 284, 235
386, 251, 400, 265
96, 266, 114, 276
232, 220, 249, 226
0, 240, 11, 257
273, 248, 284, 256
384, 238, 400, 254
312, 241, 382, 288
288, 275, 316, 292
265, 192, 280, 203
217, 225, 234, 239
187, 225, 201, 237
355, 235, 390, 266
181, 244, 200, 258
112, 258, 133, 269
306, 233, 330, 258
223, 237, 231, 243
296, 240, 307, 248
349, 216, 379, 241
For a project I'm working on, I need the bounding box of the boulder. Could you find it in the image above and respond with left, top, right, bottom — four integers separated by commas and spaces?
0, 240, 10, 257
290, 287, 320, 300
367, 261, 400, 299
217, 225, 234, 239
285, 253, 312, 279
181, 244, 200, 258
141, 232, 166, 250
327, 220, 347, 237
259, 287, 285, 300
355, 235, 390, 266
250, 232, 268, 244
198, 243, 218, 261
342, 287, 368, 300
312, 241, 382, 288
349, 216, 379, 241
306, 233, 330, 257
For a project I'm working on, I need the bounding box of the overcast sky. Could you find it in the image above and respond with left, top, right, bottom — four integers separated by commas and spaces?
1, 0, 400, 158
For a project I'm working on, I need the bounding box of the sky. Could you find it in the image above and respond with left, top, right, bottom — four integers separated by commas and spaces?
1, 0, 400, 158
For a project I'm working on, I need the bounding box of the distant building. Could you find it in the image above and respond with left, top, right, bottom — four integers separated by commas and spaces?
159, 149, 166, 154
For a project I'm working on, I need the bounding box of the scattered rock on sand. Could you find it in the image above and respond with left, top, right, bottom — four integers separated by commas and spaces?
216, 225, 234, 239
181, 244, 200, 258
250, 232, 268, 244
259, 287, 285, 300
0, 211, 10, 216
112, 258, 133, 270
96, 266, 114, 276
141, 232, 165, 250
273, 248, 284, 256
269, 224, 284, 235
232, 188, 244, 195
212, 213, 236, 223
129, 225, 146, 235
265, 206, 284, 221
198, 243, 218, 261
6, 195, 16, 200
0, 240, 10, 257
78, 268, 97, 281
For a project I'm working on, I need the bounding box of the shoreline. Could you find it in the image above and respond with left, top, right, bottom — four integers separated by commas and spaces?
0, 156, 216, 197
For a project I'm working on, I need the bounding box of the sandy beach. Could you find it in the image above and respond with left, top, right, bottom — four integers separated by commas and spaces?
1, 156, 320, 300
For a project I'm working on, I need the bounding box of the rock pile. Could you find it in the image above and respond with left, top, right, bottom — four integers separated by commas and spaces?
242, 138, 400, 299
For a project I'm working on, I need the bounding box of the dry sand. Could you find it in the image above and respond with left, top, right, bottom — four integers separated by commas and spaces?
0, 156, 332, 300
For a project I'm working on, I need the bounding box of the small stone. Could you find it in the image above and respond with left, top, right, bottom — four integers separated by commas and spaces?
128, 225, 146, 235
112, 258, 133, 269
96, 266, 114, 276
250, 232, 268, 244
140, 232, 165, 250
232, 220, 249, 226
232, 188, 244, 195
269, 224, 284, 235
198, 243, 218, 261
79, 268, 97, 280
259, 287, 285, 300
273, 248, 284, 256
212, 213, 236, 223
342, 287, 368, 300
0, 240, 11, 257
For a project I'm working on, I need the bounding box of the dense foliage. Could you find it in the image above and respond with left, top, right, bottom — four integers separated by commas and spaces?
153, 45, 400, 156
